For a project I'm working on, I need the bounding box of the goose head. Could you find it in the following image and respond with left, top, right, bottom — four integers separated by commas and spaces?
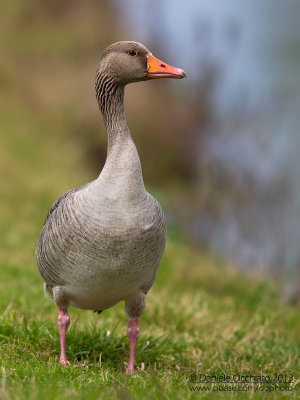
96, 41, 186, 86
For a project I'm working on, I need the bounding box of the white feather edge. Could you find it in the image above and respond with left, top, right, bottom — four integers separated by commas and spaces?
43, 282, 53, 300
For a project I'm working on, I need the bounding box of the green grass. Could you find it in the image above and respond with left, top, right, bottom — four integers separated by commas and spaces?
0, 237, 300, 399
1, 3, 300, 398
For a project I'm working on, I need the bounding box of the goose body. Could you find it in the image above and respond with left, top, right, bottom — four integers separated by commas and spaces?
37, 181, 166, 311
35, 41, 185, 371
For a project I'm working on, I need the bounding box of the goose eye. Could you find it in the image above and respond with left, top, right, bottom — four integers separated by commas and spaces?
128, 50, 137, 56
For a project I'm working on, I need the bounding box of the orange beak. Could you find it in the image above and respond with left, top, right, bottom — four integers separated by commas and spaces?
147, 54, 186, 79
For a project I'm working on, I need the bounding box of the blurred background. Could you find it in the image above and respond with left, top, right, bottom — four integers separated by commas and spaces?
1, 0, 300, 302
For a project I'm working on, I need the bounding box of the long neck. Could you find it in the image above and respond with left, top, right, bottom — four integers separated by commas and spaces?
95, 74, 146, 199
96, 75, 127, 153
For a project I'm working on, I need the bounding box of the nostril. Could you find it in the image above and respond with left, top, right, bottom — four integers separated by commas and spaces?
160, 64, 166, 68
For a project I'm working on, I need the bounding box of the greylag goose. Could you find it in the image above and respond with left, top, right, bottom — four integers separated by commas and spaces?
35, 41, 186, 372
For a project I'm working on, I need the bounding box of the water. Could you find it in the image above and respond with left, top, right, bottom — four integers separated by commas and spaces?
118, 0, 300, 295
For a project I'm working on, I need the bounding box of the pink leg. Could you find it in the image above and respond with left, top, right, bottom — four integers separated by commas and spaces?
126, 319, 139, 373
58, 308, 70, 366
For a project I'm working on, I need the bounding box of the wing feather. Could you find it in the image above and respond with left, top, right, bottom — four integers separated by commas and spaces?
44, 182, 91, 225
